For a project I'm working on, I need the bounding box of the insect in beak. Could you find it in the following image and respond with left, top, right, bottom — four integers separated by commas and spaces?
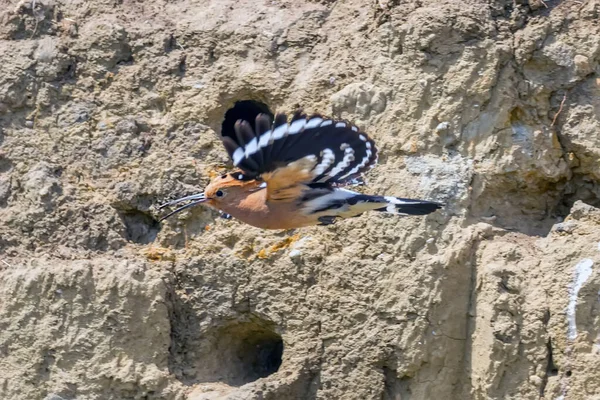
158, 192, 207, 221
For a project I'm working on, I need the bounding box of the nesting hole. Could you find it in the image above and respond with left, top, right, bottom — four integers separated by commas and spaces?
221, 99, 274, 139
173, 320, 283, 387
118, 210, 159, 244
382, 366, 411, 400
207, 321, 282, 386
0, 156, 13, 174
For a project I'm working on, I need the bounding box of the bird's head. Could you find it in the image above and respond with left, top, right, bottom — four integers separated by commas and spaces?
159, 171, 263, 221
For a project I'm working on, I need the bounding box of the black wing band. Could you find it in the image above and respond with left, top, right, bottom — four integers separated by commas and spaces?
221, 109, 378, 185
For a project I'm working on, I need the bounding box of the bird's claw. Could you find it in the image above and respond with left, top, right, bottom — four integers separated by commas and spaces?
318, 216, 337, 226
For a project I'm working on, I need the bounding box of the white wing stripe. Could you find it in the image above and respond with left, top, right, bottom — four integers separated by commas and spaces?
258, 130, 272, 148
244, 137, 259, 158
339, 148, 372, 180
314, 148, 335, 175
305, 118, 323, 129
325, 147, 355, 179
272, 124, 288, 140
232, 148, 245, 166
303, 188, 358, 213
288, 119, 305, 135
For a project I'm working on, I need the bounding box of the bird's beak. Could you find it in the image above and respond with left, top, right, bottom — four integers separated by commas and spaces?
158, 192, 208, 221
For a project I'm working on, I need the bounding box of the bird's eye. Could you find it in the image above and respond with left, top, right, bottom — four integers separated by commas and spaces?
215, 190, 224, 197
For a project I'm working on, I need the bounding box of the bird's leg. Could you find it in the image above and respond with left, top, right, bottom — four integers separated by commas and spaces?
318, 216, 337, 226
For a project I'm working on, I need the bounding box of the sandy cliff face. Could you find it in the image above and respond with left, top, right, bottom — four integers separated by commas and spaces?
1, 0, 599, 399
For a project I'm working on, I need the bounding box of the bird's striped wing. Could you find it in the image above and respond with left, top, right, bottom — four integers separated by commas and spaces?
220, 109, 379, 197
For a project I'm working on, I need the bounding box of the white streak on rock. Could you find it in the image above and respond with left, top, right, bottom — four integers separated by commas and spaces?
567, 258, 594, 341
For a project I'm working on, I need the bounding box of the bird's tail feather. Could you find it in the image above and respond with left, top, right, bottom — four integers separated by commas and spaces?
345, 194, 442, 216
375, 196, 442, 215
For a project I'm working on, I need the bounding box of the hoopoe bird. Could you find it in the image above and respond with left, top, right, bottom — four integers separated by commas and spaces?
159, 101, 442, 229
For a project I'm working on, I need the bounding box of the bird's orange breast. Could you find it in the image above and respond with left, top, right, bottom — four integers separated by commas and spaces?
217, 189, 317, 230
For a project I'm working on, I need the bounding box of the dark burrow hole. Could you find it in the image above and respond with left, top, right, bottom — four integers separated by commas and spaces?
382, 366, 411, 400
547, 341, 558, 376
221, 99, 274, 139
0, 155, 13, 174
540, 338, 558, 397
205, 321, 283, 386
555, 175, 600, 219
470, 172, 600, 237
171, 320, 284, 387
64, 60, 77, 80
118, 210, 159, 244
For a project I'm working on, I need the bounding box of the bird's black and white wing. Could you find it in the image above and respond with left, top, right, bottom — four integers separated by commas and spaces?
220, 105, 378, 187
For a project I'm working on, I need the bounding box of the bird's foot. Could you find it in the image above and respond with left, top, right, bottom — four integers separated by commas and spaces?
318, 216, 337, 226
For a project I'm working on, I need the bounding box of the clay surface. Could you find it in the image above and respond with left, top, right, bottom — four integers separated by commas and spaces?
1, 0, 599, 399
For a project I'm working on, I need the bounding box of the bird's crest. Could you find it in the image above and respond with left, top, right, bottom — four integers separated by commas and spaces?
206, 171, 263, 192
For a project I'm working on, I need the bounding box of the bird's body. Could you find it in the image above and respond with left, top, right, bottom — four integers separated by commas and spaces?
159, 101, 442, 229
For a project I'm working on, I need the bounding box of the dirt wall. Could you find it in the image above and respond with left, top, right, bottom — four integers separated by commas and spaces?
1, 1, 599, 399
